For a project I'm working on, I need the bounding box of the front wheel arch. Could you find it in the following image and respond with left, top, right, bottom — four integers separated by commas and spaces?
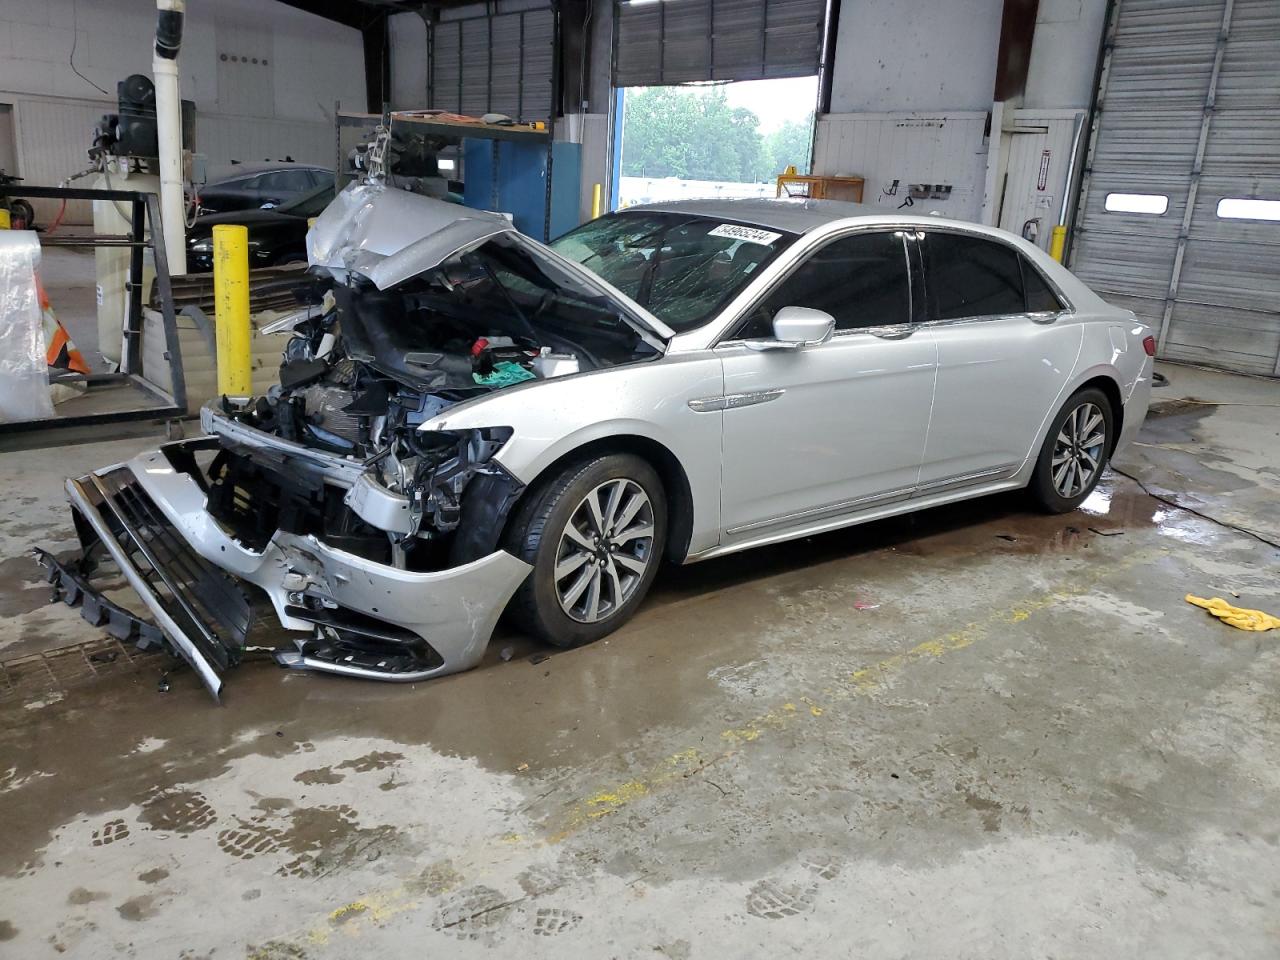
500, 435, 695, 564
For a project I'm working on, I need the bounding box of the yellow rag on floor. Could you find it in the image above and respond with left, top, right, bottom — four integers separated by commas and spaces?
1185, 595, 1280, 632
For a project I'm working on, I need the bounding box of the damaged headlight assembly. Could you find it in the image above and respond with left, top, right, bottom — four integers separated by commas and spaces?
345, 425, 515, 540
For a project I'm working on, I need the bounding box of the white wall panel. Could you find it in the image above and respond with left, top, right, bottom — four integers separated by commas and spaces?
389, 12, 428, 109
0, 0, 362, 221
10, 95, 106, 224
812, 113, 989, 219
828, 0, 1003, 113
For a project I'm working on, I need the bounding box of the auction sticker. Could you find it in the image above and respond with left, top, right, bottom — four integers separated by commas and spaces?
708, 223, 782, 245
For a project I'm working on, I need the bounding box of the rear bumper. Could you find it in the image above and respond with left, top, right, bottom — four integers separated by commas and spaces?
1116, 359, 1154, 457
67, 442, 532, 699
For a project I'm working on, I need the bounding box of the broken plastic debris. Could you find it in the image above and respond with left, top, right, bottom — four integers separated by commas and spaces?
853, 601, 880, 611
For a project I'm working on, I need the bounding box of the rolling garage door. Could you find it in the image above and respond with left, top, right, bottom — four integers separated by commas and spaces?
429, 6, 556, 121
1070, 0, 1280, 375
613, 0, 825, 86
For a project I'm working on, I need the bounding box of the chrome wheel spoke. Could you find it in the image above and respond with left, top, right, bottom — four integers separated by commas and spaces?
1051, 401, 1107, 499
613, 491, 645, 532
555, 478, 656, 623
601, 480, 625, 532
613, 553, 647, 575
563, 523, 593, 551
583, 567, 603, 621
561, 565, 595, 608
605, 559, 625, 610
584, 491, 607, 537
555, 551, 590, 581
614, 522, 654, 545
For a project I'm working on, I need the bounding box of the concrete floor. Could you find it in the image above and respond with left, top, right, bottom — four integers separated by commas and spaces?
0, 362, 1277, 958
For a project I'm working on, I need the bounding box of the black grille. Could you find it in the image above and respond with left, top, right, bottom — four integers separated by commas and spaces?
80, 468, 252, 672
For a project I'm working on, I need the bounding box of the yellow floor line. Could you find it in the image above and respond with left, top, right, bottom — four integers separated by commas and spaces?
263, 546, 1165, 951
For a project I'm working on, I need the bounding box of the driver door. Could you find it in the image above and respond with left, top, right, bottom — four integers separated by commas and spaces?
715, 230, 938, 544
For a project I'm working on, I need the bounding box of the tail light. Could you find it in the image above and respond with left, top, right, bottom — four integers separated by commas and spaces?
1142, 335, 1156, 357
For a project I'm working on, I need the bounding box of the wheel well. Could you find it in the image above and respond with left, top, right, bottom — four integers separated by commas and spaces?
1076, 375, 1124, 453
503, 436, 696, 563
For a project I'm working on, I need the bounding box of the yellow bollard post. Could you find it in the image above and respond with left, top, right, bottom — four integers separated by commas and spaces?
0, 209, 10, 229
1049, 224, 1068, 263
212, 224, 252, 397
591, 183, 603, 220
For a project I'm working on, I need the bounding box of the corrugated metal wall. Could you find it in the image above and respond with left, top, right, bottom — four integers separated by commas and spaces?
812, 113, 989, 220
10, 96, 107, 225
1071, 0, 1280, 376
429, 7, 556, 121
613, 0, 826, 86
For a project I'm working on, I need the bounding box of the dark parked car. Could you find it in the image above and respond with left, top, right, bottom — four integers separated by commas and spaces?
196, 163, 331, 215
186, 182, 334, 272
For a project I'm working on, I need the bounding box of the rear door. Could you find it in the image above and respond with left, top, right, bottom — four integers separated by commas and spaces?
716, 230, 938, 541
915, 231, 1082, 491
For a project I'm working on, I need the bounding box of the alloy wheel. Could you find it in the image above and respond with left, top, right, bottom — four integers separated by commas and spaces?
1051, 401, 1106, 498
554, 478, 655, 623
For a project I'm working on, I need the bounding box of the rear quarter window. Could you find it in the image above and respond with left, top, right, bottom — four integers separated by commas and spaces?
923, 233, 1026, 320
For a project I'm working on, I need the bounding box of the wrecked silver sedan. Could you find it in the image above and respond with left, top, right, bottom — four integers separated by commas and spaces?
51, 183, 1152, 698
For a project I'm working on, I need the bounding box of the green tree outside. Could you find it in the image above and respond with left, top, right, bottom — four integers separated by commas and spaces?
620, 86, 813, 184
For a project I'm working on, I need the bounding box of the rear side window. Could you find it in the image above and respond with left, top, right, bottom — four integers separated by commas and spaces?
737, 231, 911, 338
923, 233, 1025, 320
1021, 258, 1065, 312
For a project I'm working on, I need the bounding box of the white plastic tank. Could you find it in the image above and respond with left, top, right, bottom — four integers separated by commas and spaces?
91, 167, 159, 365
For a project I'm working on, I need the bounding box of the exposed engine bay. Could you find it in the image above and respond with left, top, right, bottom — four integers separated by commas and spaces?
205, 232, 661, 573
45, 180, 673, 699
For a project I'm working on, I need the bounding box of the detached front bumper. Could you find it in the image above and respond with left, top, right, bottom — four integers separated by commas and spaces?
66, 441, 532, 699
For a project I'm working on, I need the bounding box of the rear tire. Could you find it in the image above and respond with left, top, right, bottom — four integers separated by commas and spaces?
504, 453, 667, 648
1029, 387, 1114, 513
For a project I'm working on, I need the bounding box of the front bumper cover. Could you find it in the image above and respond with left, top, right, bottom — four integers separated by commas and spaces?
65, 440, 532, 700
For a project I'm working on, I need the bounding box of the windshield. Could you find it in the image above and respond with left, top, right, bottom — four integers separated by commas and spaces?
550, 211, 796, 332
281, 183, 335, 218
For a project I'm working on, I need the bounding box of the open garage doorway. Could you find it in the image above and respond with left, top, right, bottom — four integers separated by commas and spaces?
614, 76, 818, 209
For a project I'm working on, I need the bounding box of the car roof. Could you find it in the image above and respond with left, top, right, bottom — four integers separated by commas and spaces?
206, 162, 331, 184
624, 197, 990, 237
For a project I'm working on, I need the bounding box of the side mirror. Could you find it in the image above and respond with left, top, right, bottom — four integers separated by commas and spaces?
746, 306, 836, 351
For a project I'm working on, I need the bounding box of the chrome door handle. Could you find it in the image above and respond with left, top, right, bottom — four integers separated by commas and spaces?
870, 324, 914, 340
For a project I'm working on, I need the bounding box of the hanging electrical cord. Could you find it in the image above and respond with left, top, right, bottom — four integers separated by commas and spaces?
69, 5, 111, 97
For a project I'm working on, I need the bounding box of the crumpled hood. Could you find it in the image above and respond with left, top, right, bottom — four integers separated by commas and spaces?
307, 182, 514, 290
307, 181, 675, 341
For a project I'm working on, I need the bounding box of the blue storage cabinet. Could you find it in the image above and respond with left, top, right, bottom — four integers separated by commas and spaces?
462, 139, 582, 241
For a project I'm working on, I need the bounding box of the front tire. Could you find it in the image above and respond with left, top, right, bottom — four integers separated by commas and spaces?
504, 453, 667, 648
1029, 387, 1114, 513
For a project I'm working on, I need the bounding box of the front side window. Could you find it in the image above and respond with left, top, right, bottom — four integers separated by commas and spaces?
734, 231, 912, 339
923, 233, 1025, 320
550, 212, 796, 333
